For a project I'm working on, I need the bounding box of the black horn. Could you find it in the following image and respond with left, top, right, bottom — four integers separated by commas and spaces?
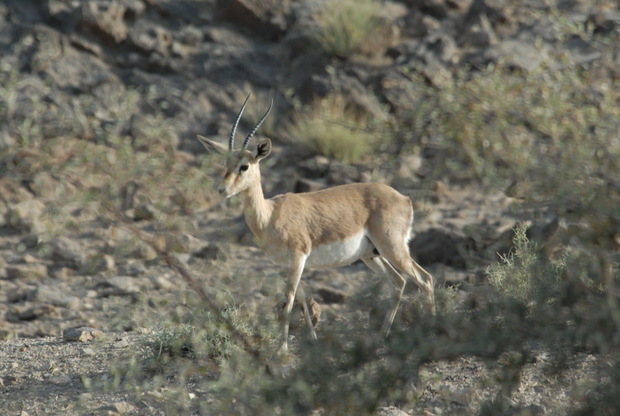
242, 98, 273, 149
229, 94, 251, 151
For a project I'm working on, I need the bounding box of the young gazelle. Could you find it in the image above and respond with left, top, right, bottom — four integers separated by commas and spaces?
198, 96, 435, 352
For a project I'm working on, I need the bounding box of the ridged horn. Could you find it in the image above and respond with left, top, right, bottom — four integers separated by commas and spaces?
242, 98, 273, 149
229, 94, 251, 151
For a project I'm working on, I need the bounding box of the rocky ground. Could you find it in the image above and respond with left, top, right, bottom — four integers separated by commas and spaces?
0, 0, 618, 414
0, 333, 611, 415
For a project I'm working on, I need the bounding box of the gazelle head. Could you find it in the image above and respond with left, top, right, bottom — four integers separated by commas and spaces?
197, 95, 273, 198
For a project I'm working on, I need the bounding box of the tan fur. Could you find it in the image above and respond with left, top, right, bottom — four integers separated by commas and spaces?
198, 127, 436, 353
254, 183, 408, 254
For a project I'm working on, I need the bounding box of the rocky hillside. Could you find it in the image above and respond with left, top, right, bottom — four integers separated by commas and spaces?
1, 0, 617, 153
0, 0, 619, 415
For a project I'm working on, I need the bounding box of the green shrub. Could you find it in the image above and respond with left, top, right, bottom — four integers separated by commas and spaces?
140, 304, 277, 372
397, 29, 620, 254
287, 94, 380, 162
487, 222, 559, 306
435, 64, 619, 216
311, 0, 382, 57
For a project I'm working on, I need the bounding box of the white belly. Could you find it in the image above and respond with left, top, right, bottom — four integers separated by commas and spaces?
305, 231, 374, 269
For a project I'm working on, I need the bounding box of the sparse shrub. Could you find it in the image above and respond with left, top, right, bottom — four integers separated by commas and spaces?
435, 63, 619, 218
141, 324, 196, 370
487, 221, 615, 313
396, 15, 619, 225
397, 6, 620, 323
140, 304, 276, 371
287, 94, 379, 162
487, 222, 560, 307
387, 15, 620, 412
435, 284, 461, 316
311, 0, 382, 57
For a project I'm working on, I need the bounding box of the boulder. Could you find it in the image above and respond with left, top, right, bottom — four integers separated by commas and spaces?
410, 228, 471, 269
218, 0, 291, 40
47, 237, 88, 271
78, 1, 128, 44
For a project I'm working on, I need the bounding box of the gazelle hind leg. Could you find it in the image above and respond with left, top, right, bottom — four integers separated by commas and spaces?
362, 256, 407, 337
295, 284, 317, 340
410, 258, 436, 315
369, 236, 436, 316
392, 254, 435, 316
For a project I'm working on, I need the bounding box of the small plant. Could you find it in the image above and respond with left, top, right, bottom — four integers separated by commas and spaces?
312, 0, 382, 57
287, 94, 379, 162
486, 222, 576, 308
141, 324, 196, 365
139, 304, 277, 373
487, 223, 541, 305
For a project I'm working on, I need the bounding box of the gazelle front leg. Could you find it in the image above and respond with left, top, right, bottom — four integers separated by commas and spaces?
279, 252, 315, 353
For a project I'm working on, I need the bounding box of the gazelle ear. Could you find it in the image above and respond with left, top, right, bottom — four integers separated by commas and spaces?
254, 138, 272, 161
197, 135, 228, 154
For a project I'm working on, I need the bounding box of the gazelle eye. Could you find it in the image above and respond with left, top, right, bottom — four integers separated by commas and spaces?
239, 165, 249, 172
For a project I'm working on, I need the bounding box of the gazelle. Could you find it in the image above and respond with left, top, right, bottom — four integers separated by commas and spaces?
198, 96, 435, 352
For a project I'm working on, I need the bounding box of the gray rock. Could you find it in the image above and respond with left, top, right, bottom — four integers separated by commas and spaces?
218, 0, 291, 40
194, 244, 226, 262
484, 38, 549, 72
132, 203, 157, 221
127, 22, 171, 55
78, 1, 128, 44
316, 286, 348, 304
589, 9, 620, 35
84, 253, 116, 275
118, 261, 148, 276
393, 33, 456, 86
166, 233, 207, 254
29, 284, 81, 310
461, 12, 498, 47
0, 127, 15, 150
562, 35, 601, 66
47, 237, 88, 271
95, 276, 141, 297
6, 286, 33, 303
62, 327, 103, 342
96, 401, 137, 414
376, 407, 409, 416
5, 264, 48, 281
7, 304, 59, 322
6, 200, 46, 233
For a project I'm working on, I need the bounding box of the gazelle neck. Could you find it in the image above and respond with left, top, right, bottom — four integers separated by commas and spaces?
240, 174, 273, 238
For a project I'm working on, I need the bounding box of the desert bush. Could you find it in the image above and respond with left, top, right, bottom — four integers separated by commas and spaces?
387, 16, 620, 413
438, 64, 618, 215
287, 94, 380, 162
488, 222, 558, 307
311, 0, 382, 57
140, 304, 274, 372
396, 25, 620, 272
